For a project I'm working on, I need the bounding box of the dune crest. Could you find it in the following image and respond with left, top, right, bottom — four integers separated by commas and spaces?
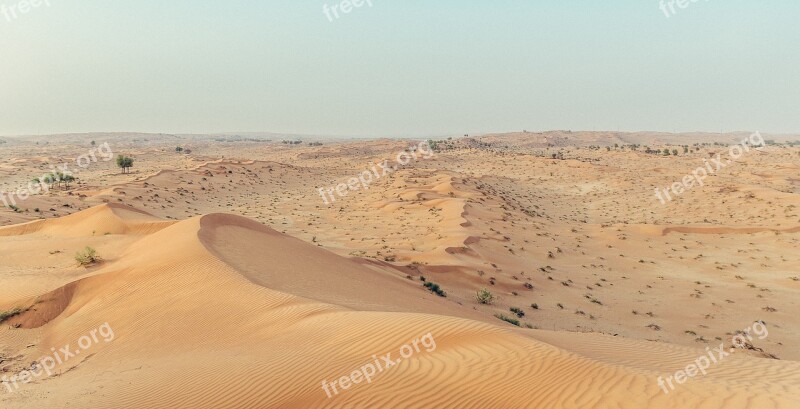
0, 203, 173, 237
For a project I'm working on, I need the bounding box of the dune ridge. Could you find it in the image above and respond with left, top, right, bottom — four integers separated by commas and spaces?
0, 203, 173, 237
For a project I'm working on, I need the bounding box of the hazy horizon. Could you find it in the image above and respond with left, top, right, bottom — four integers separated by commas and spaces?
3, 129, 800, 141
1, 1, 798, 136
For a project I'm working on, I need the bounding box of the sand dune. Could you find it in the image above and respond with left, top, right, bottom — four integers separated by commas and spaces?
0, 203, 172, 237
1, 205, 798, 408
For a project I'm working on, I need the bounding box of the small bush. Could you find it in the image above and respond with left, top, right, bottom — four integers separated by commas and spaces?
476, 288, 494, 304
494, 314, 520, 327
423, 281, 446, 297
510, 307, 525, 318
531, 303, 539, 310
75, 246, 100, 266
0, 308, 23, 323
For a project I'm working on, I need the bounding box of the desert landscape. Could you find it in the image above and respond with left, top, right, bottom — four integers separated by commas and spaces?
3, 1, 798, 407
1, 131, 799, 408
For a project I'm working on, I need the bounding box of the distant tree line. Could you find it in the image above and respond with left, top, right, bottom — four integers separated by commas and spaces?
32, 172, 76, 189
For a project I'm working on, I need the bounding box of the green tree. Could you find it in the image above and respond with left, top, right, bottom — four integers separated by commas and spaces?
116, 155, 135, 174
62, 174, 76, 188
33, 173, 57, 189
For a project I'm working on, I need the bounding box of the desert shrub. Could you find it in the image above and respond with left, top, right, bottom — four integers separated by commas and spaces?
494, 314, 520, 327
476, 288, 494, 304
423, 281, 446, 297
75, 246, 100, 266
0, 308, 23, 323
510, 307, 525, 318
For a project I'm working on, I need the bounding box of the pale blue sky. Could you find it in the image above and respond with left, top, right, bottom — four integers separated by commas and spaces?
0, 1, 798, 137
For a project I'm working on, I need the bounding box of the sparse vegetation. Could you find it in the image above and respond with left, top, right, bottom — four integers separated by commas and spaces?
75, 246, 100, 266
0, 307, 24, 323
494, 314, 520, 327
116, 155, 135, 173
423, 281, 446, 297
476, 288, 494, 304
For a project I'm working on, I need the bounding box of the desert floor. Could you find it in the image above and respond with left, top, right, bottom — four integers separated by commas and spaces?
0, 131, 798, 408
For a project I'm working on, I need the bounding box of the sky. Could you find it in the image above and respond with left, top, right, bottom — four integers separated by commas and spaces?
0, 0, 798, 137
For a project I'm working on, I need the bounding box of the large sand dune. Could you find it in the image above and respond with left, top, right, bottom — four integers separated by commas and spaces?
1, 204, 799, 408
